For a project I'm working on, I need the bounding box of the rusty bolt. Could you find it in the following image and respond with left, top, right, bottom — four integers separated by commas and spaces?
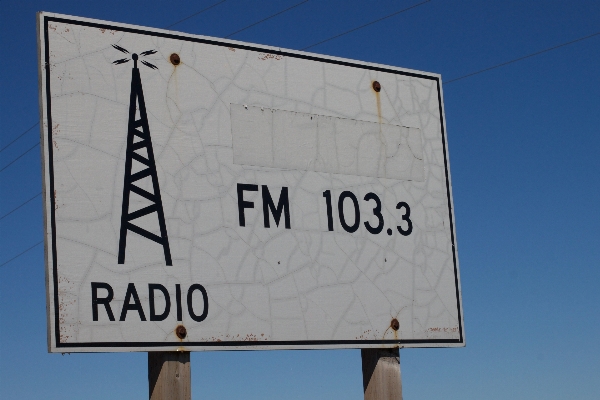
170, 53, 181, 66
175, 325, 187, 339
391, 318, 399, 331
372, 81, 381, 92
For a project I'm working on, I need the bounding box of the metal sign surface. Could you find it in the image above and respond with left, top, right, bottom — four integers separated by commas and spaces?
38, 12, 464, 352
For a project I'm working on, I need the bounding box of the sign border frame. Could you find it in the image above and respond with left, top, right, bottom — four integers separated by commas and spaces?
38, 12, 465, 351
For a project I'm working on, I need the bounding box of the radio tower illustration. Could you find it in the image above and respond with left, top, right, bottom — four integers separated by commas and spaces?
112, 44, 172, 266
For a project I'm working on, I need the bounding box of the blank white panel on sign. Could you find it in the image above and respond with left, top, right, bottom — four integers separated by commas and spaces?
231, 105, 424, 181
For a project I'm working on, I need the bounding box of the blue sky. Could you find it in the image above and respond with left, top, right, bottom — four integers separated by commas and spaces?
1, 0, 599, 399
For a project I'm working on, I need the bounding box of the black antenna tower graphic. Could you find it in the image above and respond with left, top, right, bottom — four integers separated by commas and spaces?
112, 45, 172, 266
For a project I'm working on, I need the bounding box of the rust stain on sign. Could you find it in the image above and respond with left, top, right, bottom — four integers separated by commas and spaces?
175, 325, 187, 340
258, 52, 283, 61
355, 329, 379, 340
377, 316, 402, 343
170, 53, 181, 66
372, 81, 383, 124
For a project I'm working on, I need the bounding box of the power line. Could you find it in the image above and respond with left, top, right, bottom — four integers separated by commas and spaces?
301, 0, 430, 50
444, 30, 600, 85
1, 122, 39, 153
165, 0, 227, 29
0, 240, 43, 268
0, 143, 39, 173
0, 192, 41, 221
225, 0, 309, 38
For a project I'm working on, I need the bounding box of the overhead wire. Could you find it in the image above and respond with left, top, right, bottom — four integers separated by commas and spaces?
165, 0, 227, 29
0, 122, 39, 153
301, 0, 430, 50
0, 241, 43, 268
224, 0, 309, 38
0, 192, 42, 221
444, 30, 600, 85
0, 143, 39, 173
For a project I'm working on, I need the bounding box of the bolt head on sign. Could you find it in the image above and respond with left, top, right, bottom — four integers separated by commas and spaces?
38, 12, 464, 352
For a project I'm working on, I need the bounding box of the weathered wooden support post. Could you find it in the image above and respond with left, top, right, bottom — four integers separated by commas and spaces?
148, 352, 191, 400
361, 348, 402, 400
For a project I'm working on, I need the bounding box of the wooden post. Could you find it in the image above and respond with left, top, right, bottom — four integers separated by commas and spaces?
148, 352, 191, 400
361, 348, 402, 400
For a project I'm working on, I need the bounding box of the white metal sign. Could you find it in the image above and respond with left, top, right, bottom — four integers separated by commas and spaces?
38, 12, 464, 352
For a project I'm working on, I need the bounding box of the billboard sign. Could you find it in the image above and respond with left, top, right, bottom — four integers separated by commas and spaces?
38, 12, 464, 352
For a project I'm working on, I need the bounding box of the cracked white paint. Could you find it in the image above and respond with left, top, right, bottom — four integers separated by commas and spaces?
231, 105, 424, 181
39, 13, 464, 352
